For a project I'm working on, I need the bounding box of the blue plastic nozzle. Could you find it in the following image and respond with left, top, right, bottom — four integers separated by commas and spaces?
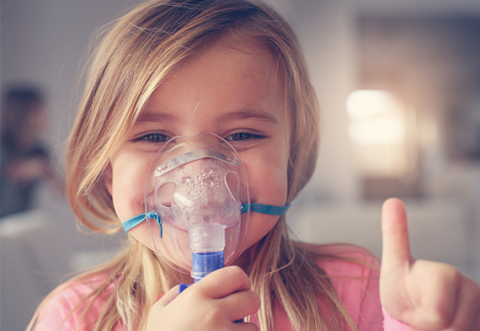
191, 251, 225, 282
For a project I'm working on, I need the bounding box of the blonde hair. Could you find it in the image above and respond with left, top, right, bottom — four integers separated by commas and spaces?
29, 0, 359, 330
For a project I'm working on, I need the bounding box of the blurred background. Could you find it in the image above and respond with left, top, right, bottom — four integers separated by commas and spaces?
1, 0, 480, 329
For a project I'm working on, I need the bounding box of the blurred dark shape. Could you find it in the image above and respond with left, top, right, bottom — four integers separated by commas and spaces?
0, 85, 56, 218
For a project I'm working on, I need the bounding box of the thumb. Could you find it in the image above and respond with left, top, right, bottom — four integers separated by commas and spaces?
380, 198, 413, 318
381, 198, 412, 275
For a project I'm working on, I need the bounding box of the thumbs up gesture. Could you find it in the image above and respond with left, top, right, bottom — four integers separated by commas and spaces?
380, 198, 480, 330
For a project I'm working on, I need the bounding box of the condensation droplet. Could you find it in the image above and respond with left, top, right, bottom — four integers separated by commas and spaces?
204, 178, 214, 186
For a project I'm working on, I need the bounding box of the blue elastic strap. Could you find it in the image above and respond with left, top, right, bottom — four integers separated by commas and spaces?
122, 211, 162, 238
240, 202, 291, 215
122, 203, 290, 237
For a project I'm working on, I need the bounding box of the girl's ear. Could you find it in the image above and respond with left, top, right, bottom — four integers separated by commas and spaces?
103, 163, 113, 195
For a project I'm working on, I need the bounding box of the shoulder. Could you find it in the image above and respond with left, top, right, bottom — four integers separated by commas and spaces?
34, 273, 121, 330
304, 243, 383, 330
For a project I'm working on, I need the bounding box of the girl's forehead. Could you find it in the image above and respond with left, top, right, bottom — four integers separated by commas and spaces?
140, 37, 284, 117
190, 36, 278, 79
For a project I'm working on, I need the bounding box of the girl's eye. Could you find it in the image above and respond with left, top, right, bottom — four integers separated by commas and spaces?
226, 132, 263, 142
136, 132, 170, 143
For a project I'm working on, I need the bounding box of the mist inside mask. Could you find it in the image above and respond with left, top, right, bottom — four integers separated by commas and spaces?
145, 132, 250, 280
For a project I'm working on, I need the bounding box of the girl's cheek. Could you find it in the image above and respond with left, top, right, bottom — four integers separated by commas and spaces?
244, 153, 288, 205
129, 224, 157, 251
244, 213, 280, 251
110, 156, 152, 221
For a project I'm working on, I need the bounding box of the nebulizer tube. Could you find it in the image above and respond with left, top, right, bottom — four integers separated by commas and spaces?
189, 225, 225, 282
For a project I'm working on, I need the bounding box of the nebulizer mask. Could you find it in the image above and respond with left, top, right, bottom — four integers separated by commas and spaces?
122, 132, 290, 282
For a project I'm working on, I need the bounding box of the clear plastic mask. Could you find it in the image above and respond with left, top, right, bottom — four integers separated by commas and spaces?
144, 132, 250, 279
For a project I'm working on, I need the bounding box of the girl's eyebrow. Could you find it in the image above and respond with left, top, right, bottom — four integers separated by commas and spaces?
135, 111, 176, 123
135, 108, 279, 125
218, 108, 279, 124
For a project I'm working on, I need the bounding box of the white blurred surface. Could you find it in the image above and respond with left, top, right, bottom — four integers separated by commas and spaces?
0, 185, 123, 330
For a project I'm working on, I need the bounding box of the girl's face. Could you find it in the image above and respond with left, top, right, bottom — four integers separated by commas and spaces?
106, 37, 289, 267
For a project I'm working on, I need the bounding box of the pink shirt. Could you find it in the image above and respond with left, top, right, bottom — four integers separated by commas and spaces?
33, 245, 407, 330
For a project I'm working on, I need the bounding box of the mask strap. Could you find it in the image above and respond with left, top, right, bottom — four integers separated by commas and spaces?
122, 211, 162, 237
240, 202, 291, 215
122, 203, 291, 237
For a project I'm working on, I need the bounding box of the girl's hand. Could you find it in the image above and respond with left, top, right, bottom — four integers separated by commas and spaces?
380, 198, 480, 330
146, 266, 260, 331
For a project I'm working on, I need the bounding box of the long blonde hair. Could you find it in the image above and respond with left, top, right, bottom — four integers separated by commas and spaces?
29, 0, 358, 330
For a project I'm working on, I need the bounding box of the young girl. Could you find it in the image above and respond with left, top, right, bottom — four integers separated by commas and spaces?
28, 0, 480, 330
